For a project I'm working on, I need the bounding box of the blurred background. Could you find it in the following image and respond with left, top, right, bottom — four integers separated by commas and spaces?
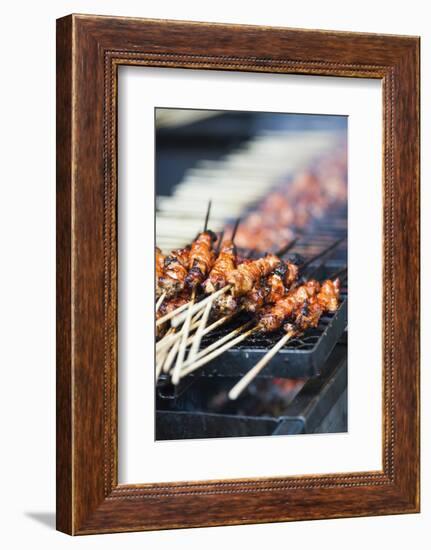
155, 108, 347, 259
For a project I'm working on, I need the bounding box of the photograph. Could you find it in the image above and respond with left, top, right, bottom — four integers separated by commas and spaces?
0, 0, 425, 544
51, 12, 420, 536
155, 108, 348, 440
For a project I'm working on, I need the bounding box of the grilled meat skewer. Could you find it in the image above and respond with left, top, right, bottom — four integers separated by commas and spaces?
203, 239, 237, 293
228, 279, 341, 399
156, 290, 192, 338
256, 280, 321, 333
155, 247, 165, 281
157, 246, 190, 299
242, 260, 299, 313
173, 275, 343, 387
287, 278, 340, 332
155, 247, 166, 298
227, 253, 281, 297
184, 230, 217, 289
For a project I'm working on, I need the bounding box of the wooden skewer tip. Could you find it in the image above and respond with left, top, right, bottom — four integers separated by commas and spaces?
228, 330, 295, 400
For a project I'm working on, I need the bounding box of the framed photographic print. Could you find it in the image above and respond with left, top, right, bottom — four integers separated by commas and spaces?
56, 14, 420, 534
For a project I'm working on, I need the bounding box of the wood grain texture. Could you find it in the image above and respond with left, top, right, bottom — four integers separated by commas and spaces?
56, 16, 73, 535
56, 14, 420, 535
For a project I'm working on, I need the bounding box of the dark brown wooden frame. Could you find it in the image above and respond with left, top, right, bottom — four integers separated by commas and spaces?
56, 14, 420, 535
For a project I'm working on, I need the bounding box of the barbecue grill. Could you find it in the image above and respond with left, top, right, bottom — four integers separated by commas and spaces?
156, 261, 347, 439
155, 111, 348, 440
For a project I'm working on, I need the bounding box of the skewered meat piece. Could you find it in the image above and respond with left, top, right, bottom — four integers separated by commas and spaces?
257, 280, 321, 333
287, 278, 341, 333
203, 240, 236, 293
242, 260, 299, 313
227, 253, 281, 297
157, 291, 190, 318
155, 247, 165, 280
210, 257, 250, 315
265, 260, 299, 301
283, 261, 300, 286
155, 247, 166, 298
247, 275, 285, 312
156, 291, 191, 339
266, 273, 286, 304
211, 292, 239, 317
157, 246, 190, 298
214, 256, 297, 315
314, 278, 340, 313
241, 277, 279, 314
184, 231, 216, 289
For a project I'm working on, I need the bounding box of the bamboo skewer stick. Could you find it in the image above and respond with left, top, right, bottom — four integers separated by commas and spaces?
187, 297, 213, 363
275, 237, 299, 257
162, 337, 181, 374
156, 331, 175, 352
156, 310, 238, 380
299, 236, 347, 271
170, 285, 231, 327
198, 311, 237, 337
156, 300, 190, 327
331, 266, 348, 280
156, 307, 226, 356
190, 310, 237, 346
215, 230, 225, 255
180, 326, 257, 378
171, 290, 196, 385
156, 327, 176, 351
156, 302, 208, 332
203, 199, 212, 232
156, 308, 212, 354
166, 201, 214, 379
158, 302, 206, 374
183, 311, 238, 350
181, 321, 252, 371
230, 217, 241, 243
228, 330, 295, 400
155, 292, 167, 313
304, 259, 326, 279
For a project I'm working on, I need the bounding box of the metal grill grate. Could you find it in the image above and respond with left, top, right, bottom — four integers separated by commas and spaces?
200, 308, 345, 352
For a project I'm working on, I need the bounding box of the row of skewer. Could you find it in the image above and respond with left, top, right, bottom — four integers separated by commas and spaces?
155, 203, 346, 400
156, 130, 342, 252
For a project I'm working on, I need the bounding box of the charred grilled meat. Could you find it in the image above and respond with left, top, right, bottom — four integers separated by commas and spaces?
157, 246, 190, 298
288, 278, 341, 333
184, 231, 217, 289
203, 239, 237, 293
227, 253, 281, 297
242, 260, 300, 313
155, 247, 166, 298
257, 280, 321, 333
156, 290, 191, 339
